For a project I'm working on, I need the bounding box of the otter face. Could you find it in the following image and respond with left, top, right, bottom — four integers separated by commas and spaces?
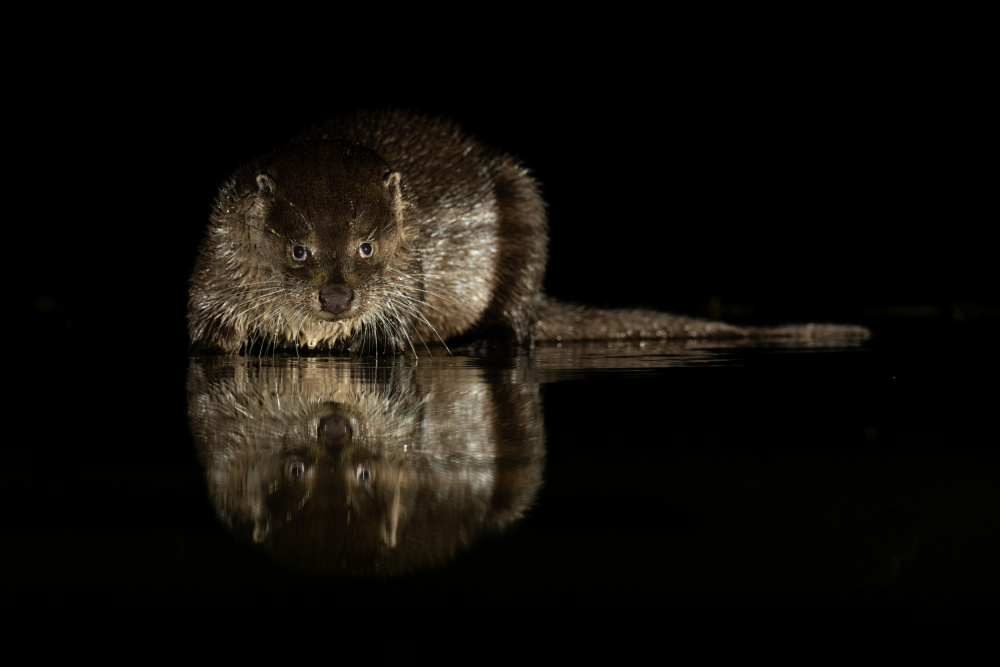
190, 140, 428, 353
248, 142, 404, 319
218, 141, 426, 350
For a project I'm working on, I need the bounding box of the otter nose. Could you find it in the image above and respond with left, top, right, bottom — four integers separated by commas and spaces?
319, 286, 354, 315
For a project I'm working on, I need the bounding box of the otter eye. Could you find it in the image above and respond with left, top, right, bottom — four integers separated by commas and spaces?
356, 464, 370, 481
289, 461, 306, 478
292, 245, 308, 261
358, 242, 374, 258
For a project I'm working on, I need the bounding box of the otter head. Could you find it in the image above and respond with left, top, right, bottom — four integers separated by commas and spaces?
244, 140, 406, 323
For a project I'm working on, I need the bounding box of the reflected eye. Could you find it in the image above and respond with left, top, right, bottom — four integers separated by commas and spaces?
292, 245, 308, 261
358, 242, 373, 258
289, 461, 306, 478
356, 464, 370, 481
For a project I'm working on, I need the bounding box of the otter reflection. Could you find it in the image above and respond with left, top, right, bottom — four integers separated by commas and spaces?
187, 356, 544, 575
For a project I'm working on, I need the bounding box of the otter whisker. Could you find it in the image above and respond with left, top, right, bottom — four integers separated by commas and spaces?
381, 290, 449, 354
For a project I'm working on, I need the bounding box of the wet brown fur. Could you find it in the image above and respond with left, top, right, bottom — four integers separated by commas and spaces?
188, 109, 867, 353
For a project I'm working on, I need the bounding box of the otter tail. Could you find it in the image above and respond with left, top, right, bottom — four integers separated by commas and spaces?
531, 297, 869, 343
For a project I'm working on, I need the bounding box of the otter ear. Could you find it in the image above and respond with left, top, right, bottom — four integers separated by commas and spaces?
256, 173, 276, 197
383, 171, 403, 218
243, 173, 277, 220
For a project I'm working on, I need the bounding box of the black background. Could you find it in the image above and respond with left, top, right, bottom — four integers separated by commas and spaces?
28, 20, 994, 353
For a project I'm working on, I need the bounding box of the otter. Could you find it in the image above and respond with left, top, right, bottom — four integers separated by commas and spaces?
188, 109, 866, 353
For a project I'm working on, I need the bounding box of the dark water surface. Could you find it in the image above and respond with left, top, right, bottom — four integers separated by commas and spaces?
9, 329, 997, 644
